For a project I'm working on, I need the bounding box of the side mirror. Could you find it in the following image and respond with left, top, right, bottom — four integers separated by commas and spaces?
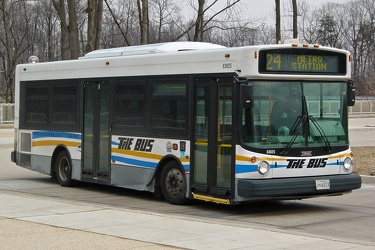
347, 80, 355, 106
240, 84, 253, 108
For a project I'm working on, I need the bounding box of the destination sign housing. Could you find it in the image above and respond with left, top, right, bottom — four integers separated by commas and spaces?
258, 49, 346, 75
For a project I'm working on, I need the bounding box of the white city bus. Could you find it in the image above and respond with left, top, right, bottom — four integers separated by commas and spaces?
11, 41, 361, 205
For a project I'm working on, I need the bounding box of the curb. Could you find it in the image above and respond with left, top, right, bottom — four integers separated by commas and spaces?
361, 175, 375, 184
0, 124, 13, 129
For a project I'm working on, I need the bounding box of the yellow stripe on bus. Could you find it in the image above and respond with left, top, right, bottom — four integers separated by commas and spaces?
32, 140, 80, 147
236, 155, 280, 162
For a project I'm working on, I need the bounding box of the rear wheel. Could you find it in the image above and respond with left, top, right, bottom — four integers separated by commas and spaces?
160, 161, 187, 205
55, 150, 75, 187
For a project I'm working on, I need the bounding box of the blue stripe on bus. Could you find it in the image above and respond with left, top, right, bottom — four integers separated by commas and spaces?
112, 155, 190, 171
32, 131, 81, 140
235, 164, 260, 174
236, 162, 343, 174
112, 155, 157, 168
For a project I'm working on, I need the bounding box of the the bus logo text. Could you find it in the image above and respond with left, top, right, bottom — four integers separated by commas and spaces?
286, 158, 327, 169
118, 137, 155, 152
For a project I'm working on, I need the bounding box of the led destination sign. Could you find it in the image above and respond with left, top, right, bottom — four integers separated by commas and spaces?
259, 49, 346, 75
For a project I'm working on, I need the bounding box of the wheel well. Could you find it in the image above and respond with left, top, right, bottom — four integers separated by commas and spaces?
50, 145, 70, 178
154, 156, 184, 189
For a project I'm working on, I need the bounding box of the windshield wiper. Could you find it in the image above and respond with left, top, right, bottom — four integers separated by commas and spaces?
281, 89, 308, 155
308, 116, 332, 153
280, 114, 306, 155
282, 114, 332, 155
280, 82, 333, 155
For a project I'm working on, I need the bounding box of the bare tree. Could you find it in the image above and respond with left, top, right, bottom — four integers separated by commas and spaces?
299, 1, 320, 44
190, 0, 241, 42
52, 0, 80, 59
193, 0, 204, 41
137, 0, 149, 44
103, 0, 132, 46
36, 0, 60, 62
0, 0, 38, 102
150, 0, 182, 43
292, 0, 298, 38
342, 0, 375, 95
257, 23, 275, 45
275, 0, 281, 43
2, 0, 375, 101
86, 0, 103, 53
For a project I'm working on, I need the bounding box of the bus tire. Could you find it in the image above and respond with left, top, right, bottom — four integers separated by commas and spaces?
160, 161, 187, 205
55, 150, 75, 187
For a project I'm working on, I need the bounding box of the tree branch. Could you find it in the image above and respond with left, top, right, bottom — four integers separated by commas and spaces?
104, 0, 131, 46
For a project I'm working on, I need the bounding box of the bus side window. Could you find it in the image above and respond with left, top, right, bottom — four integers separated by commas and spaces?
114, 82, 145, 127
24, 85, 48, 125
151, 80, 187, 129
51, 85, 78, 125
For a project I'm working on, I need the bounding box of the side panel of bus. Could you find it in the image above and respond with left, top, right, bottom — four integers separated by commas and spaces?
15, 73, 238, 200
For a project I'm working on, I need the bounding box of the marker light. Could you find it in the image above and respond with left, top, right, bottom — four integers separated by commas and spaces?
250, 156, 257, 163
28, 55, 39, 64
258, 161, 270, 175
343, 157, 353, 171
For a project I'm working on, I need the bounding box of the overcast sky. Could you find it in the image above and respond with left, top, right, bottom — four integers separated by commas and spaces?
244, 0, 351, 24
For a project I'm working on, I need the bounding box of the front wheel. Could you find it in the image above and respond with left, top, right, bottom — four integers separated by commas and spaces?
160, 161, 187, 205
55, 150, 75, 187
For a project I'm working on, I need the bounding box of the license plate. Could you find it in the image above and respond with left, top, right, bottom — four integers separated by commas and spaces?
316, 179, 330, 190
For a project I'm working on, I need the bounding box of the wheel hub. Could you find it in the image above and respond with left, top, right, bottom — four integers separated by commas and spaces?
166, 169, 185, 198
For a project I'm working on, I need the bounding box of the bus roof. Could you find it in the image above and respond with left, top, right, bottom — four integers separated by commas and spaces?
16, 42, 351, 82
81, 42, 226, 59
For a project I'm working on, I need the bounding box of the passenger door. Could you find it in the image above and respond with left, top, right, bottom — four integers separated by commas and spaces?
82, 81, 111, 184
191, 77, 233, 201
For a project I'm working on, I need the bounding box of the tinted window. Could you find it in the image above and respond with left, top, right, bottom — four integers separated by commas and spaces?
114, 81, 145, 127
21, 80, 79, 129
151, 80, 187, 128
25, 86, 48, 124
51, 85, 78, 125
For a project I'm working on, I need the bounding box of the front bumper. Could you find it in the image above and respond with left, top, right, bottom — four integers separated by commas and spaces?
238, 174, 362, 198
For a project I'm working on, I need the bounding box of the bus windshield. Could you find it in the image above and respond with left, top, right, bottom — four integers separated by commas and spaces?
241, 81, 349, 154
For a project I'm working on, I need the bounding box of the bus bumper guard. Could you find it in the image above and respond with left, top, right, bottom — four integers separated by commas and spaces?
237, 174, 362, 198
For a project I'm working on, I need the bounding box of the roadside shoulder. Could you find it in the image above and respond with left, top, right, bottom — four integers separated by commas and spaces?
360, 175, 375, 184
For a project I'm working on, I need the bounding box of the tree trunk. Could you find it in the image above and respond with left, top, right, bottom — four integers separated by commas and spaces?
138, 0, 149, 44
194, 0, 205, 41
67, 0, 79, 58
292, 0, 298, 39
94, 0, 103, 49
52, 0, 79, 59
52, 0, 70, 59
86, 0, 95, 53
86, 0, 103, 53
275, 0, 281, 43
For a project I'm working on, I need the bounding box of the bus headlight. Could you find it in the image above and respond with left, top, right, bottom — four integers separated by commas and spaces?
258, 161, 270, 175
343, 157, 353, 171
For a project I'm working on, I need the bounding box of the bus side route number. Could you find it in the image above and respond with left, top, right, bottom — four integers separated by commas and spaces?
315, 179, 330, 190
